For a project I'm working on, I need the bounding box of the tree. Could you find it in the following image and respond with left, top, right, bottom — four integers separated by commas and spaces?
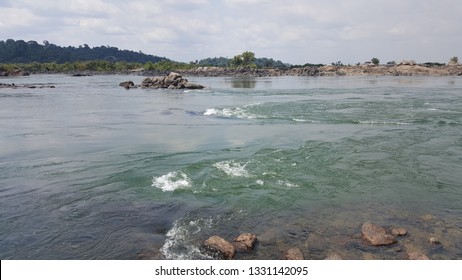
241, 51, 256, 66
231, 51, 256, 67
449, 56, 458, 65
371, 57, 380, 65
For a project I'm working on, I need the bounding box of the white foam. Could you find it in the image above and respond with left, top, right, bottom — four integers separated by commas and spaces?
203, 107, 259, 119
161, 218, 214, 260
213, 160, 250, 177
277, 179, 299, 188
152, 171, 191, 192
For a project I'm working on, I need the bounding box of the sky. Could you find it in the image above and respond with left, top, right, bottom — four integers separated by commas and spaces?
1, 0, 461, 64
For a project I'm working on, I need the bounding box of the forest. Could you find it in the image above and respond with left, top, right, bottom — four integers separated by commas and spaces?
0, 39, 167, 64
0, 39, 294, 73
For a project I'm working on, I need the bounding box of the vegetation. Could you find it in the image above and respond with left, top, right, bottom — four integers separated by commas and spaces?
231, 51, 256, 68
0, 39, 167, 64
195, 55, 287, 68
0, 60, 200, 74
371, 58, 380, 65
449, 56, 458, 65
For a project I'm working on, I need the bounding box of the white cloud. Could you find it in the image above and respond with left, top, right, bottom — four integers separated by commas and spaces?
1, 0, 461, 64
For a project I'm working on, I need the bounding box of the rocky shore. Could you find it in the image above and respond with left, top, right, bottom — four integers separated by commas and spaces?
138, 211, 457, 260
171, 64, 462, 77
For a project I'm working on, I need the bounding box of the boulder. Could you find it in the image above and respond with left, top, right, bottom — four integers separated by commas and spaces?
361, 222, 397, 246
429, 237, 441, 245
119, 81, 135, 89
204, 236, 236, 259
233, 233, 258, 251
407, 251, 430, 260
282, 247, 304, 260
391, 227, 407, 237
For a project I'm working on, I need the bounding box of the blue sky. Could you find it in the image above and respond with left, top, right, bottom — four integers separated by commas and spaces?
1, 0, 461, 64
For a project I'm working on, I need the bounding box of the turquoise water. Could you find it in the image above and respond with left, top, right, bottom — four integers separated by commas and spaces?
0, 75, 461, 259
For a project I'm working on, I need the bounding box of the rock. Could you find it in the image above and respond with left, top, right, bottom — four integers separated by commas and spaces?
361, 222, 397, 246
282, 247, 304, 260
429, 237, 441, 245
407, 250, 430, 260
233, 233, 258, 251
324, 253, 342, 260
119, 81, 135, 89
391, 227, 407, 237
398, 60, 417, 66
184, 82, 205, 89
204, 236, 236, 259
140, 72, 205, 90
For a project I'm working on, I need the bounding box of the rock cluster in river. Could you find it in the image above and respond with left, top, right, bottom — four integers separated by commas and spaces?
118, 72, 205, 90
141, 72, 205, 89
0, 82, 55, 89
203, 233, 258, 259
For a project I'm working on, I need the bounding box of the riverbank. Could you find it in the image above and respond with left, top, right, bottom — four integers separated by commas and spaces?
168, 64, 462, 77
3, 64, 462, 78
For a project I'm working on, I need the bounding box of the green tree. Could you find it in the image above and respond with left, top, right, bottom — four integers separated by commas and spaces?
241, 51, 256, 66
371, 58, 380, 65
449, 56, 459, 65
231, 51, 256, 67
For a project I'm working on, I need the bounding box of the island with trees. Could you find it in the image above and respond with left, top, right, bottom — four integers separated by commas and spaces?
1, 39, 461, 77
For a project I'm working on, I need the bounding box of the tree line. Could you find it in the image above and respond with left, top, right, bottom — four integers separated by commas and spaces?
0, 39, 167, 64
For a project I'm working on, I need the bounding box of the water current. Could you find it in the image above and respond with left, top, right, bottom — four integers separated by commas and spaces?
1, 74, 461, 259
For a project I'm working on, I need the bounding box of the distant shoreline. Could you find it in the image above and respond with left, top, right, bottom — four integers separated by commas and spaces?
173, 64, 462, 77
2, 64, 462, 78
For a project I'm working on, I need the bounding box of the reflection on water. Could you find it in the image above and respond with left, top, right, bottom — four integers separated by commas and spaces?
226, 77, 258, 88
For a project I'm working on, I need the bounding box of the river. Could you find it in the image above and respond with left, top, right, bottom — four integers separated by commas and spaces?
1, 74, 461, 259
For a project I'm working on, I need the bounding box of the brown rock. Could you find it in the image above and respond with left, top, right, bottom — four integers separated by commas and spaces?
234, 233, 258, 250
407, 251, 430, 260
361, 222, 397, 246
391, 227, 407, 237
119, 81, 135, 89
204, 236, 236, 259
429, 237, 441, 245
325, 253, 342, 260
140, 72, 205, 89
283, 247, 304, 260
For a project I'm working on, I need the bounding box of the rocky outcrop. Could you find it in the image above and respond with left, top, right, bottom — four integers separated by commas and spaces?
0, 83, 55, 89
141, 72, 205, 89
204, 236, 236, 259
172, 64, 462, 77
0, 69, 30, 77
361, 222, 397, 246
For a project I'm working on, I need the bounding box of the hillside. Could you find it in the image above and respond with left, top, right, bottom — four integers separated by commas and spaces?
0, 39, 167, 64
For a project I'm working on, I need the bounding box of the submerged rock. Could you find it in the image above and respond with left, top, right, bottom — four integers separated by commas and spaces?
391, 227, 408, 237
282, 247, 304, 260
429, 237, 441, 245
361, 222, 397, 246
204, 236, 236, 259
234, 233, 258, 251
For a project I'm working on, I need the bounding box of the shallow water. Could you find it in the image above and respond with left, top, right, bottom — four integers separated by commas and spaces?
0, 74, 461, 259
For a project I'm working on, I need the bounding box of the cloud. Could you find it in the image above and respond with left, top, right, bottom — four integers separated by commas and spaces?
1, 0, 461, 64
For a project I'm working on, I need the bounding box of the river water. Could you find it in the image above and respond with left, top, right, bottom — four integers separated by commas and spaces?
1, 74, 461, 259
